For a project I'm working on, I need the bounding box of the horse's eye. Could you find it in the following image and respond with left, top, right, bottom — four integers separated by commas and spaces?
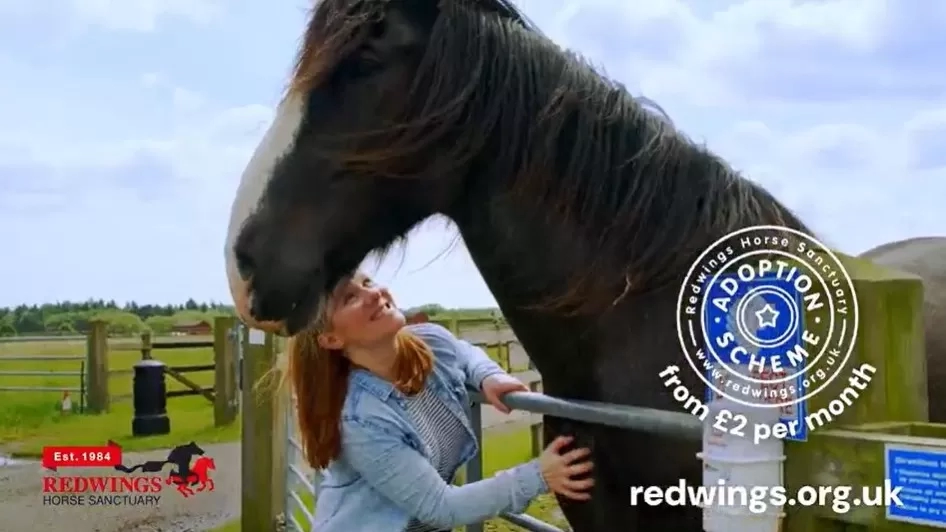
368, 17, 384, 38
351, 48, 383, 76
337, 54, 381, 80
353, 60, 382, 77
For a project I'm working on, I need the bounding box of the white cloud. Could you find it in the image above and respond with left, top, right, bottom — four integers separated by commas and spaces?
172, 87, 204, 111
0, 0, 221, 34
140, 71, 164, 88
70, 0, 222, 31
703, 113, 944, 253
546, 0, 946, 108
903, 107, 946, 170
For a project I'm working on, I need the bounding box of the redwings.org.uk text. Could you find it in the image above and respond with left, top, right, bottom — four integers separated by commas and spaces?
630, 479, 904, 514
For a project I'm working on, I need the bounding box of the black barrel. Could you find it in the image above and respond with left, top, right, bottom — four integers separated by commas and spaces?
131, 359, 171, 436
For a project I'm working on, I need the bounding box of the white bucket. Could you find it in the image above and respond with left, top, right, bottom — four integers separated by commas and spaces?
703, 505, 785, 532
703, 395, 783, 455
700, 396, 785, 532
698, 453, 786, 532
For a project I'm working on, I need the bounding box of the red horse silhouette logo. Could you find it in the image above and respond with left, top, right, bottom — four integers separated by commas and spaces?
167, 455, 215, 498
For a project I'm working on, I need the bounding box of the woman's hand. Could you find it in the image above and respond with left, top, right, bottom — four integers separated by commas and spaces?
480, 373, 529, 414
539, 436, 594, 500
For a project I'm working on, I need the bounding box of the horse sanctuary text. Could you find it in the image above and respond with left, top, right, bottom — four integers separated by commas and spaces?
630, 478, 904, 515
42, 476, 163, 507
670, 226, 865, 443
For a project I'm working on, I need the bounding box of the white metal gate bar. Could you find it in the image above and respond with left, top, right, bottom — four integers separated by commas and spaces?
284, 398, 318, 531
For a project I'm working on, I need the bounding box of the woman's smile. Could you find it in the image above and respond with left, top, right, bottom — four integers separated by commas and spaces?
370, 301, 394, 321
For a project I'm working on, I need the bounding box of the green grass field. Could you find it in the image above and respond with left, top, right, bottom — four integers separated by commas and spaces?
0, 336, 240, 455
211, 427, 566, 532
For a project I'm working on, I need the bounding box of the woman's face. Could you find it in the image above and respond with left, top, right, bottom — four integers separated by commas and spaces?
318, 271, 405, 350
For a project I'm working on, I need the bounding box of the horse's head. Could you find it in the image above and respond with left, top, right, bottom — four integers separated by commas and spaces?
226, 0, 537, 334
172, 442, 204, 459
196, 456, 216, 471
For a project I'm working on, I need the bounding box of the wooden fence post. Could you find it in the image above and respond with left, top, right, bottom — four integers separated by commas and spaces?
529, 379, 543, 458
85, 320, 109, 413
140, 331, 152, 360
213, 316, 238, 427
271, 371, 289, 527
783, 254, 928, 531
241, 328, 287, 532
441, 317, 467, 487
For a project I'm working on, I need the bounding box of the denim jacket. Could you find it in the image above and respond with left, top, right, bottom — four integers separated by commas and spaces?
311, 322, 548, 531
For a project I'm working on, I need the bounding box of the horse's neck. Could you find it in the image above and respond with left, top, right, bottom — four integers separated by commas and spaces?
451, 193, 608, 395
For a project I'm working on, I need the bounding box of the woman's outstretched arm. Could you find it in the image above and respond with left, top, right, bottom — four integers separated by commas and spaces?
408, 323, 506, 390
341, 414, 547, 528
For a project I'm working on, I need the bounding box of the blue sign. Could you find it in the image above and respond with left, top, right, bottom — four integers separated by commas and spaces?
704, 273, 803, 368
886, 444, 946, 528
702, 272, 808, 441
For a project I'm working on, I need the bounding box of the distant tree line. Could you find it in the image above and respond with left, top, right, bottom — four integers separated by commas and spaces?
0, 299, 236, 337
0, 300, 500, 337
404, 304, 501, 321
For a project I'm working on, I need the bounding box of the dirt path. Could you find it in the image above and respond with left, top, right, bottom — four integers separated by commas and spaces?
0, 405, 541, 532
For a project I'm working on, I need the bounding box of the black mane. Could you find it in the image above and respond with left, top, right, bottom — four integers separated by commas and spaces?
304, 0, 812, 313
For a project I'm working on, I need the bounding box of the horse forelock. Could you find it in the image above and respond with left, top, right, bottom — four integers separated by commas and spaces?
282, 0, 541, 169
288, 0, 383, 99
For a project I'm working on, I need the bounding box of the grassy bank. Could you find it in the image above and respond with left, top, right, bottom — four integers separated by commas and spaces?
212, 427, 566, 532
0, 336, 240, 454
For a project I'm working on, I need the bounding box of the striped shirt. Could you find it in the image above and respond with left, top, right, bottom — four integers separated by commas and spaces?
402, 386, 469, 532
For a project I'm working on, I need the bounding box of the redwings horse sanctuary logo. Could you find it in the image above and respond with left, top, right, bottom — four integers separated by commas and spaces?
41, 440, 216, 507
665, 225, 871, 445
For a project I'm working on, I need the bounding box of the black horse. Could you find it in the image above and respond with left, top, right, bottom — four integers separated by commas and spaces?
223, 1, 945, 530
114, 441, 206, 482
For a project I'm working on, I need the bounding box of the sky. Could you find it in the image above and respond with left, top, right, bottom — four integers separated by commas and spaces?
1, 0, 944, 309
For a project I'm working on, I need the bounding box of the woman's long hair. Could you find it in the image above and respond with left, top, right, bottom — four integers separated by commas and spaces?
287, 320, 434, 469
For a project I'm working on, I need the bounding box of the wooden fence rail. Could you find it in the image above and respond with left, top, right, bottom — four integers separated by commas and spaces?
0, 355, 87, 412
49, 318, 239, 424
137, 330, 220, 404
144, 318, 239, 427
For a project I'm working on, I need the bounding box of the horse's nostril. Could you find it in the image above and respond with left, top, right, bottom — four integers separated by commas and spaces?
234, 247, 255, 280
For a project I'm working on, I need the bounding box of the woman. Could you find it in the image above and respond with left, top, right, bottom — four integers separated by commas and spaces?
287, 271, 594, 532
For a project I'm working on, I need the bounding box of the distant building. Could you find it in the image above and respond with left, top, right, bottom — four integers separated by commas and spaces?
171, 319, 212, 336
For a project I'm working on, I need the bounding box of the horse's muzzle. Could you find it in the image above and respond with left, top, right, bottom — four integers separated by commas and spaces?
229, 275, 288, 335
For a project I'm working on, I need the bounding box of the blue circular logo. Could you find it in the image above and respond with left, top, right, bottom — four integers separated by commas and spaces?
703, 274, 802, 368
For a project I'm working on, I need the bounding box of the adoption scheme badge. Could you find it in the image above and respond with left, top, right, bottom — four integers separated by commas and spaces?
675, 225, 859, 409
